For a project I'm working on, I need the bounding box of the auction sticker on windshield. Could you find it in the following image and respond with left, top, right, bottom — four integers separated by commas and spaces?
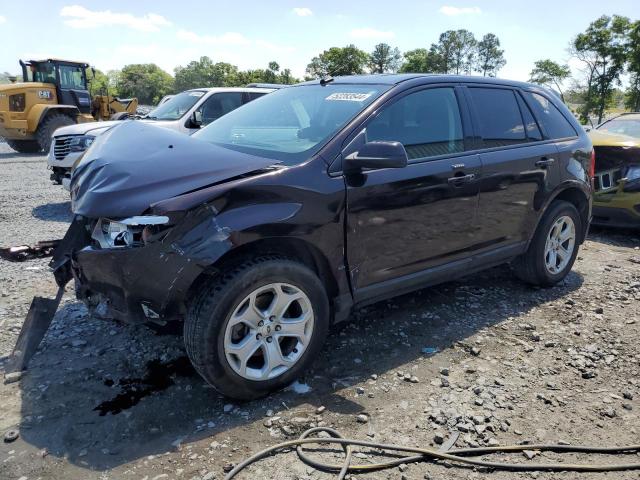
325, 92, 372, 101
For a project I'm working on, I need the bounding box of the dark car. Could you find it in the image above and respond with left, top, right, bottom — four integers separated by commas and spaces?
55, 74, 593, 399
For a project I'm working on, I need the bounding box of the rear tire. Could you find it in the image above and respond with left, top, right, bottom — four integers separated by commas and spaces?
513, 200, 581, 287
5, 139, 41, 153
184, 255, 329, 400
36, 113, 75, 152
110, 112, 130, 120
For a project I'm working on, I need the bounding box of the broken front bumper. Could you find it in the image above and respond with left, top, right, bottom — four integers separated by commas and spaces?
53, 215, 215, 324
592, 183, 640, 229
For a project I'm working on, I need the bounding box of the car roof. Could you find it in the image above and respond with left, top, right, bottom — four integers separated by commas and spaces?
609, 112, 640, 121
299, 74, 540, 89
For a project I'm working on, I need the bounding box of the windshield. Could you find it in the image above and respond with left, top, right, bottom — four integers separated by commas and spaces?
192, 83, 389, 165
597, 117, 640, 138
145, 90, 205, 121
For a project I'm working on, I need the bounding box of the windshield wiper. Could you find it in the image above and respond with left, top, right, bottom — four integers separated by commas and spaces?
145, 115, 158, 120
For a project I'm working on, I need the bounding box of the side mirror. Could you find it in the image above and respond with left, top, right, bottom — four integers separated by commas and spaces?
344, 141, 408, 172
191, 111, 203, 128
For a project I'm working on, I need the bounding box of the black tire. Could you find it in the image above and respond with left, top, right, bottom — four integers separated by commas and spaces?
513, 200, 581, 287
184, 255, 329, 400
110, 112, 130, 120
36, 113, 75, 152
5, 139, 41, 153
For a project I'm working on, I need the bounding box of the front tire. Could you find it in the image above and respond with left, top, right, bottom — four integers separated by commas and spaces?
6, 139, 41, 153
513, 200, 581, 287
184, 256, 329, 400
36, 113, 75, 152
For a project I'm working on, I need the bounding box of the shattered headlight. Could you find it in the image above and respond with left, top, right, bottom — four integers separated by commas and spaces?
91, 216, 169, 249
68, 135, 96, 153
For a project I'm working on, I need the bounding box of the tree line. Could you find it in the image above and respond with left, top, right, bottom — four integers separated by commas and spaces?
1, 15, 638, 119
528, 15, 640, 124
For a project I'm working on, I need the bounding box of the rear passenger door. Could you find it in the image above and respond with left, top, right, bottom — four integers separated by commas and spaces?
345, 85, 483, 293
465, 86, 559, 249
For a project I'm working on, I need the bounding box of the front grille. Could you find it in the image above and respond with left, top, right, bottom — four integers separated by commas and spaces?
594, 168, 622, 192
53, 136, 73, 160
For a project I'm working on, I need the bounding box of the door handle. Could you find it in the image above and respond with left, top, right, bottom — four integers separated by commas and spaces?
535, 157, 555, 168
447, 173, 476, 186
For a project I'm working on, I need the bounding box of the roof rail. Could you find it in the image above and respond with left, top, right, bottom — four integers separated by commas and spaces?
245, 83, 288, 89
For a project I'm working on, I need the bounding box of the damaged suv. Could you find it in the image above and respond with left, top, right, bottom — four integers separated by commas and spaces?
588, 113, 640, 228
52, 75, 592, 399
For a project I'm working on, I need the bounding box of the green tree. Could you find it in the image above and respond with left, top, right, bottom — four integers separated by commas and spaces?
118, 64, 174, 104
433, 29, 477, 74
306, 45, 370, 78
369, 43, 402, 73
529, 59, 572, 101
174, 56, 239, 90
475, 33, 506, 77
87, 68, 117, 96
625, 21, 640, 111
399, 47, 445, 73
0, 71, 20, 83
571, 15, 631, 123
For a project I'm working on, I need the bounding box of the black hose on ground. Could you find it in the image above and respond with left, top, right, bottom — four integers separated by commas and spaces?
224, 427, 640, 479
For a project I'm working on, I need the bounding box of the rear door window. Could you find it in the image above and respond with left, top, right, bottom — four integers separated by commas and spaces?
468, 88, 526, 148
516, 94, 543, 141
523, 91, 577, 139
366, 87, 464, 160
197, 92, 243, 125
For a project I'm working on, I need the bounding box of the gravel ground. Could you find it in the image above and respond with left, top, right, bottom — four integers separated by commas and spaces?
0, 143, 639, 480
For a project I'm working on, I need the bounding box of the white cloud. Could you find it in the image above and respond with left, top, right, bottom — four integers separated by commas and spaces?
292, 7, 313, 17
60, 5, 171, 32
439, 6, 482, 16
350, 28, 395, 40
176, 29, 250, 46
0, 15, 6, 24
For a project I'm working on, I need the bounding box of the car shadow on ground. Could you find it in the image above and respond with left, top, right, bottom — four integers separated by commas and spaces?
8, 264, 583, 471
31, 201, 73, 223
0, 152, 44, 161
588, 226, 640, 249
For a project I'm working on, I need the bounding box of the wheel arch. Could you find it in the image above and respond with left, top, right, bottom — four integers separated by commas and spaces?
185, 237, 340, 313
27, 105, 78, 132
535, 183, 591, 246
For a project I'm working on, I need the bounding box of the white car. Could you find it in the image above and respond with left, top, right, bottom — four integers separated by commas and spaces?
47, 87, 276, 189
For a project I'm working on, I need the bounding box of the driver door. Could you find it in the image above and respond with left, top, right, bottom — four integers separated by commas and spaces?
344, 86, 482, 299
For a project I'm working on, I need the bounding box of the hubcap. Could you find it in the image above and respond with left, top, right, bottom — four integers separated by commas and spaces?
544, 215, 576, 275
223, 283, 314, 381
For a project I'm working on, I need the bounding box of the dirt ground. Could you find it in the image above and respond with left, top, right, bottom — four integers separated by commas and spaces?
0, 145, 639, 480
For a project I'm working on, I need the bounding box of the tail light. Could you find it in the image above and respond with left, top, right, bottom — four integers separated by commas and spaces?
589, 150, 596, 179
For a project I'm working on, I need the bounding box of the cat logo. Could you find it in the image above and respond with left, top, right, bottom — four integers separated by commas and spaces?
38, 90, 52, 100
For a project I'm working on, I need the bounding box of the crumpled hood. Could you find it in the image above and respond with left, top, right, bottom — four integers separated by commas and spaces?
70, 122, 277, 218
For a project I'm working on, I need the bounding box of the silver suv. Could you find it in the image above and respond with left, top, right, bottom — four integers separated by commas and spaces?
47, 87, 276, 189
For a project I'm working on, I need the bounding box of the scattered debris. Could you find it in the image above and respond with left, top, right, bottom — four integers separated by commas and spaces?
3, 429, 19, 443
0, 239, 60, 262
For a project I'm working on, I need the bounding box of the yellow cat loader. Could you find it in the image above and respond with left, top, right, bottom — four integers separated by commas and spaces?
0, 59, 137, 153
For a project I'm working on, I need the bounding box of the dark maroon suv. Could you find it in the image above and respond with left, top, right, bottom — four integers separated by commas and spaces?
54, 74, 593, 399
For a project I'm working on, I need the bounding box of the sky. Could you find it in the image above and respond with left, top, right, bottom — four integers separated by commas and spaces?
0, 1, 638, 85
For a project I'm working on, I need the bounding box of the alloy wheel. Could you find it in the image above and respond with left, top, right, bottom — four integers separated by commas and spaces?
544, 215, 576, 275
223, 283, 314, 380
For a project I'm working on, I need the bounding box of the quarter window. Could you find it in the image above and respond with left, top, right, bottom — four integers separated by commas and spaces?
366, 88, 464, 160
523, 92, 577, 139
517, 95, 543, 141
468, 88, 526, 148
